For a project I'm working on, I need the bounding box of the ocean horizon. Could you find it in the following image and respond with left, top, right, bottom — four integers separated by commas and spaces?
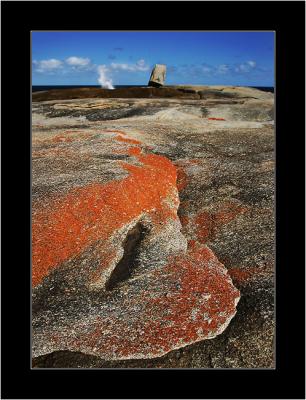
32, 85, 274, 93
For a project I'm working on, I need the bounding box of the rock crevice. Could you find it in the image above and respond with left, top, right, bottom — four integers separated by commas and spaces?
105, 222, 149, 291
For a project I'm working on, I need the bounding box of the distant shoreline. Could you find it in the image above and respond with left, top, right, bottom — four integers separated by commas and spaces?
32, 85, 274, 102
32, 85, 274, 93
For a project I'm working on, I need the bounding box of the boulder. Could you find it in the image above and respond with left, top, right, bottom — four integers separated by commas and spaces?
148, 64, 166, 87
32, 125, 240, 360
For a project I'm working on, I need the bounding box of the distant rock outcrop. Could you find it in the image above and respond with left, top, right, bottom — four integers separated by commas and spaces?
148, 64, 166, 87
32, 86, 199, 102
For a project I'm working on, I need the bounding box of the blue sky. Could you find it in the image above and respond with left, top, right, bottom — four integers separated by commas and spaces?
32, 31, 275, 86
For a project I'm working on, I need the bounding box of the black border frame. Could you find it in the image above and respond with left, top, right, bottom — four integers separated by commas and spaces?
1, 1, 305, 399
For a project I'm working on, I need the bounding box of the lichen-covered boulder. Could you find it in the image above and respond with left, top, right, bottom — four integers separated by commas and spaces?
32, 126, 240, 360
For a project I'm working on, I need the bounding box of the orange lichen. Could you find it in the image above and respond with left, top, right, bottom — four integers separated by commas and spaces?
101, 129, 141, 145
138, 242, 239, 352
51, 132, 93, 143
229, 264, 273, 285
214, 202, 248, 225
116, 136, 141, 145
188, 159, 201, 165
32, 137, 178, 287
179, 215, 189, 227
76, 240, 239, 358
195, 201, 248, 243
176, 167, 188, 191
52, 135, 74, 143
195, 211, 214, 243
33, 127, 242, 359
127, 147, 142, 156
228, 268, 252, 284
175, 160, 202, 191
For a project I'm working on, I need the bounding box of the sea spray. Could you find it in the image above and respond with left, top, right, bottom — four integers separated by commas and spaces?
97, 65, 114, 89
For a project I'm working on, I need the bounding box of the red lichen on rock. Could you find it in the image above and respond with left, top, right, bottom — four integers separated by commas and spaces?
174, 159, 202, 192
229, 264, 273, 286
51, 132, 93, 143
179, 215, 189, 227
188, 159, 201, 165
208, 117, 225, 121
33, 128, 241, 360
195, 211, 214, 243
141, 243, 239, 348
214, 202, 248, 225
116, 136, 141, 145
52, 135, 74, 143
69, 240, 240, 359
195, 201, 248, 243
99, 129, 141, 145
127, 147, 142, 156
228, 268, 252, 285
32, 139, 177, 287
176, 167, 188, 191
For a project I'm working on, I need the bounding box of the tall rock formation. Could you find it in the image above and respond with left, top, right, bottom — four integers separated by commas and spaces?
148, 64, 166, 87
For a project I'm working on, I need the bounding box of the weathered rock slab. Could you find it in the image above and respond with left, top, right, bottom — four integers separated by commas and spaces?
32, 86, 274, 367
32, 127, 240, 360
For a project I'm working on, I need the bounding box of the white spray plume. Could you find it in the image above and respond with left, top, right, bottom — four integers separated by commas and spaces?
97, 65, 114, 89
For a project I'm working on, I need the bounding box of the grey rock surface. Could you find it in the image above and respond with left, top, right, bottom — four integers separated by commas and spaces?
32, 86, 274, 368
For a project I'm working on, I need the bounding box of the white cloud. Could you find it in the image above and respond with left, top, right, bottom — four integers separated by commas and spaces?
217, 64, 230, 74
247, 60, 256, 68
34, 59, 63, 73
33, 55, 150, 88
66, 56, 91, 67
110, 62, 131, 71
33, 56, 95, 74
135, 59, 148, 71
202, 66, 212, 74
235, 64, 248, 72
178, 60, 259, 77
235, 60, 257, 73
110, 59, 149, 72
